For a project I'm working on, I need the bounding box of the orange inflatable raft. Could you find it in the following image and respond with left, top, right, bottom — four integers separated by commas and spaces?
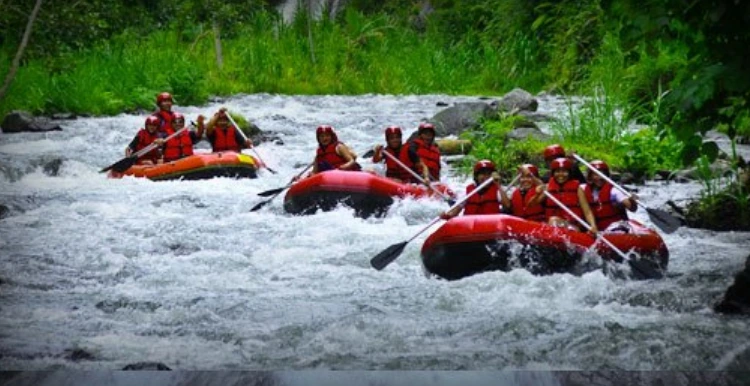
108, 151, 259, 181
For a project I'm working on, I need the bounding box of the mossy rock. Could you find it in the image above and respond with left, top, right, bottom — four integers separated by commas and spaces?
685, 187, 750, 231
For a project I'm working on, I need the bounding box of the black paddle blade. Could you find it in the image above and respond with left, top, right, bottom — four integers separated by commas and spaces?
257, 187, 286, 197
370, 241, 409, 270
362, 149, 375, 158
100, 156, 137, 173
646, 207, 681, 234
627, 258, 664, 280
250, 199, 272, 212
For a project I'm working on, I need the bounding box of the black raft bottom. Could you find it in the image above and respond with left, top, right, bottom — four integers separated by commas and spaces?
284, 191, 394, 218
422, 240, 591, 281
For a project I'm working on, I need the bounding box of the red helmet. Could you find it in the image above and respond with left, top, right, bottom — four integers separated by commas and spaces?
145, 116, 160, 127
588, 160, 609, 176
384, 126, 402, 139
173, 112, 185, 124
518, 163, 539, 177
550, 157, 572, 171
473, 160, 496, 175
418, 122, 436, 134
156, 92, 173, 104
543, 144, 565, 161
316, 125, 338, 142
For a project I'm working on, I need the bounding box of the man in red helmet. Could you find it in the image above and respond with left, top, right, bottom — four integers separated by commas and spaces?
161, 112, 203, 162
440, 160, 507, 219
407, 122, 442, 184
125, 116, 166, 165
541, 143, 586, 183
372, 125, 413, 182
582, 160, 638, 232
151, 92, 178, 134
198, 108, 253, 153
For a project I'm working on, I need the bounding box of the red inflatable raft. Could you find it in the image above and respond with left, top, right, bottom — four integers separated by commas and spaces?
421, 214, 668, 280
284, 170, 455, 217
108, 151, 259, 181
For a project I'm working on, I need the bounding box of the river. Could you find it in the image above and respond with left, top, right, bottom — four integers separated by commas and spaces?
0, 94, 748, 374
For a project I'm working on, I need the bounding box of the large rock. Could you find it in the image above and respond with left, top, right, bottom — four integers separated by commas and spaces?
421, 102, 498, 138
497, 88, 538, 112
1, 110, 63, 133
715, 255, 750, 315
506, 126, 550, 142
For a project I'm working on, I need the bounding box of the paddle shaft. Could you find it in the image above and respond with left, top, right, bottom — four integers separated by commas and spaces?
380, 148, 453, 202
543, 190, 631, 262
370, 177, 495, 270
410, 177, 495, 242
225, 112, 276, 173
571, 154, 643, 207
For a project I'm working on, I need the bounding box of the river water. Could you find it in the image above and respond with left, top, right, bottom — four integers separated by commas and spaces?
0, 94, 748, 373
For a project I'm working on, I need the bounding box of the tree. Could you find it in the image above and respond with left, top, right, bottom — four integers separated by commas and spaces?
0, 0, 42, 103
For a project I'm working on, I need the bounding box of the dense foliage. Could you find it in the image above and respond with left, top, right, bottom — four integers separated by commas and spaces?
2, 0, 749, 156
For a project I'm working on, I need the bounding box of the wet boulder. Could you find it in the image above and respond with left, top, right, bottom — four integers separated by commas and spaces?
122, 362, 172, 370
497, 88, 538, 113
715, 255, 750, 315
411, 101, 497, 141
1, 110, 63, 133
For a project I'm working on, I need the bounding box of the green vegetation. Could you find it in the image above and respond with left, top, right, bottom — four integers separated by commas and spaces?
1, 0, 748, 225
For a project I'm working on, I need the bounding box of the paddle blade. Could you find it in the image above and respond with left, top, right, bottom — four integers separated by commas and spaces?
362, 149, 375, 158
250, 199, 272, 212
100, 156, 137, 173
627, 258, 665, 280
370, 241, 409, 270
646, 207, 681, 234
257, 187, 286, 197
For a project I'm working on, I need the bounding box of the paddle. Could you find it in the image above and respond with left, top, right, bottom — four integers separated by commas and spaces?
542, 190, 661, 279
571, 154, 681, 233
224, 112, 278, 174
377, 148, 456, 205
362, 149, 375, 158
100, 126, 189, 173
370, 177, 495, 271
250, 162, 314, 212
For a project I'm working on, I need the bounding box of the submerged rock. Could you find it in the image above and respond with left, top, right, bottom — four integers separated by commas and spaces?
122, 362, 172, 370
715, 255, 750, 315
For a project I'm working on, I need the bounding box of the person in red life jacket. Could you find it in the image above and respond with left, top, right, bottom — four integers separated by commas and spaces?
530, 157, 598, 233
503, 164, 546, 222
372, 125, 413, 182
541, 143, 586, 183
583, 160, 638, 232
125, 116, 166, 165
160, 112, 203, 162
301, 125, 361, 178
200, 108, 252, 152
440, 160, 507, 219
407, 122, 441, 184
151, 92, 177, 134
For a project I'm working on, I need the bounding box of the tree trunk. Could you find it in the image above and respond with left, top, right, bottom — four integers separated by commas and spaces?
212, 19, 224, 70
0, 0, 43, 103
307, 0, 316, 63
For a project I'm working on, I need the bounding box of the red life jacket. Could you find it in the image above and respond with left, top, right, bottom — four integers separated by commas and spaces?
162, 128, 194, 162
511, 188, 545, 222
464, 183, 502, 215
152, 110, 174, 133
412, 138, 441, 180
134, 128, 161, 164
544, 179, 583, 222
211, 125, 241, 152
584, 183, 627, 229
384, 146, 413, 181
316, 142, 348, 171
